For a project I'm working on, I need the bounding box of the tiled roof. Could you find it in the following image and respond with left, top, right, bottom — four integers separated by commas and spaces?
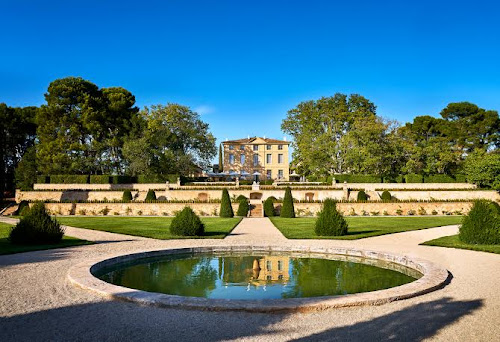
222, 137, 290, 144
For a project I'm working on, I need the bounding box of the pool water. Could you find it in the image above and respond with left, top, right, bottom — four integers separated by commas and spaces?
96, 252, 420, 300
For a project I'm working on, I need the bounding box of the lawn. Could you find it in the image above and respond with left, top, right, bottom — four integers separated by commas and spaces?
0, 222, 91, 255
270, 216, 463, 240
421, 234, 500, 255
56, 216, 242, 239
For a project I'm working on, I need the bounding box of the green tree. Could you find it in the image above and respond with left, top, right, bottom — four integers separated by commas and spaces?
36, 77, 138, 175
145, 189, 157, 201
440, 102, 500, 153
0, 104, 37, 199
170, 206, 205, 236
219, 188, 234, 217
314, 199, 348, 236
281, 93, 376, 178
263, 197, 275, 217
15, 146, 37, 191
464, 150, 500, 189
280, 187, 295, 218
123, 104, 217, 176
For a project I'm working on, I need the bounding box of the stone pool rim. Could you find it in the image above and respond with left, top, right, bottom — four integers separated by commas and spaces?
68, 245, 450, 313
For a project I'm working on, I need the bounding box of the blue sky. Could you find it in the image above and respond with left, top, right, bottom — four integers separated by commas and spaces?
1, 0, 499, 148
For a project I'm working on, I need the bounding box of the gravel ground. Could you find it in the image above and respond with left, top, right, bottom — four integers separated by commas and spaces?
0, 217, 499, 341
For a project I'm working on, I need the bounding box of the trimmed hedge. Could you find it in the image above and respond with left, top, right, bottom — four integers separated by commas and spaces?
236, 195, 248, 202
280, 187, 295, 218
169, 207, 204, 236
424, 174, 466, 183
332, 174, 382, 183
137, 174, 178, 183
264, 197, 275, 217
236, 199, 249, 217
112, 175, 136, 184
9, 202, 64, 244
314, 199, 348, 236
122, 190, 133, 202
405, 174, 424, 183
36, 175, 50, 184
89, 175, 111, 184
50, 175, 89, 184
145, 190, 157, 201
219, 188, 234, 217
357, 190, 368, 201
381, 190, 392, 201
459, 200, 500, 244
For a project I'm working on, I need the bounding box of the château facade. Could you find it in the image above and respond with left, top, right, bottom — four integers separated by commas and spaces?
221, 137, 290, 180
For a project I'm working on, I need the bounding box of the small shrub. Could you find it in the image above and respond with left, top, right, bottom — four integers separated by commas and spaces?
9, 202, 64, 244
407, 209, 416, 215
349, 208, 357, 216
122, 190, 133, 202
99, 207, 110, 216
314, 199, 348, 236
460, 200, 500, 244
396, 209, 403, 216
362, 210, 369, 216
212, 207, 218, 216
236, 199, 249, 217
370, 211, 380, 216
169, 207, 205, 236
125, 207, 132, 215
280, 187, 295, 218
453, 210, 463, 215
431, 210, 438, 215
219, 188, 234, 217
381, 191, 392, 201
113, 211, 120, 215
78, 209, 87, 215
137, 210, 143, 216
263, 198, 275, 217
418, 207, 427, 215
145, 189, 157, 201
357, 190, 368, 201
383, 210, 389, 216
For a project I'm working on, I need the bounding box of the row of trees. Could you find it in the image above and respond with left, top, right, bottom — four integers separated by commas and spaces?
282, 94, 500, 182
1, 77, 217, 198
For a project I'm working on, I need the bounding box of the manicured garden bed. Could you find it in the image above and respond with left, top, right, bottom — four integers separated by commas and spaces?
56, 217, 242, 239
0, 222, 91, 255
421, 234, 500, 255
269, 216, 463, 239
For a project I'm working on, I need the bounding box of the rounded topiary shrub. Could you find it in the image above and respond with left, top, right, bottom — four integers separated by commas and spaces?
280, 187, 295, 218
236, 198, 249, 217
122, 190, 133, 202
169, 207, 205, 236
219, 188, 234, 217
314, 199, 348, 236
357, 190, 368, 201
381, 190, 391, 201
145, 189, 156, 201
9, 202, 64, 244
264, 197, 275, 217
459, 200, 500, 244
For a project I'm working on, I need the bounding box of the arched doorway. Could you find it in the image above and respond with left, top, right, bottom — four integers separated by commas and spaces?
197, 192, 209, 201
305, 192, 314, 201
250, 192, 263, 200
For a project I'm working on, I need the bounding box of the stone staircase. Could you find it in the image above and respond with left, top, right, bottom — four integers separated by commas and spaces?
0, 203, 18, 216
249, 203, 263, 218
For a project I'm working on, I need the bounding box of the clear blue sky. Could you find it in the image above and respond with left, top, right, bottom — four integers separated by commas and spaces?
1, 0, 499, 148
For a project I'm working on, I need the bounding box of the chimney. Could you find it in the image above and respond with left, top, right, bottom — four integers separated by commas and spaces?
284, 136, 287, 141
263, 135, 266, 139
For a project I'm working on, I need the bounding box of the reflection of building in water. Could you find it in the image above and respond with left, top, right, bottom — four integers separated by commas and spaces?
256, 256, 290, 282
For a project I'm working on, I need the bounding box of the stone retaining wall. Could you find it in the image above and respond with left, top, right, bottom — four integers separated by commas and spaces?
18, 188, 498, 203
42, 201, 471, 217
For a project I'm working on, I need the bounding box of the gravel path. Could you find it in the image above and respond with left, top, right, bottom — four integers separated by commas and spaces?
0, 217, 499, 341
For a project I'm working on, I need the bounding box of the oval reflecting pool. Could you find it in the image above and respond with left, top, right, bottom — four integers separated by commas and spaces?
95, 252, 422, 300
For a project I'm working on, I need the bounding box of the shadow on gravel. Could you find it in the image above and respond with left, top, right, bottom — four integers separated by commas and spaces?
292, 297, 483, 342
0, 296, 482, 342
